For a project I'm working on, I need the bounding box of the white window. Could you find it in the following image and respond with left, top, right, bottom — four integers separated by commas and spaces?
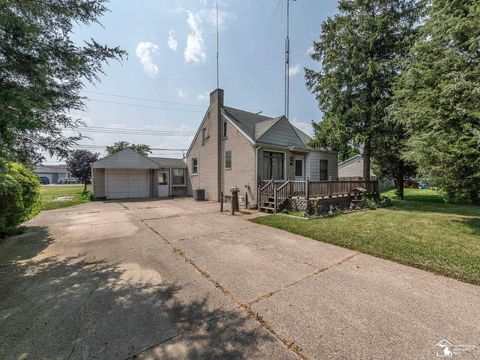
225, 151, 232, 169
192, 158, 198, 174
202, 128, 209, 144
172, 168, 186, 185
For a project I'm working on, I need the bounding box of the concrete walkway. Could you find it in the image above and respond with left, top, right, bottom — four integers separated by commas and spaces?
0, 198, 479, 359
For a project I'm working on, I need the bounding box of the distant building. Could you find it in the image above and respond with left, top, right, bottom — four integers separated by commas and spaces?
338, 154, 395, 191
34, 164, 71, 184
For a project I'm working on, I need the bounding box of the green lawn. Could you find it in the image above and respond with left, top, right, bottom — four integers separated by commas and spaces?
251, 189, 480, 285
40, 184, 92, 210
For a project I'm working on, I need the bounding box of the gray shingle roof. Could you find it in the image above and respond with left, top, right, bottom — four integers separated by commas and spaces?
222, 106, 312, 146
35, 164, 68, 174
149, 157, 186, 168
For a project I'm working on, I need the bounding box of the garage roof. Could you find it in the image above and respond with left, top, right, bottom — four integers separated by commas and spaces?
149, 157, 186, 168
93, 149, 159, 169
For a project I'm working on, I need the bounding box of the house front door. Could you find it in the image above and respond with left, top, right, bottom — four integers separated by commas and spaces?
158, 172, 169, 197
294, 158, 304, 181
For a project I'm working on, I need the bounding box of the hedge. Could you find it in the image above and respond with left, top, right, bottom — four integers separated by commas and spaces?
0, 161, 41, 237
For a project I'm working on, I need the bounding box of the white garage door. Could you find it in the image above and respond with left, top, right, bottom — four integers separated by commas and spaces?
106, 169, 150, 199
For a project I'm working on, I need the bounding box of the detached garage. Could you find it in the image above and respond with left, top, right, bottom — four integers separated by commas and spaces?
92, 149, 189, 200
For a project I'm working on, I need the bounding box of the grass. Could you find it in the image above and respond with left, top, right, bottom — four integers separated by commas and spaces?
40, 184, 92, 211
251, 189, 480, 285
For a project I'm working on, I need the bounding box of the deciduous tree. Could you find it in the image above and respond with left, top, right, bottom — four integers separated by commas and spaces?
0, 0, 126, 164
106, 141, 151, 157
67, 150, 99, 192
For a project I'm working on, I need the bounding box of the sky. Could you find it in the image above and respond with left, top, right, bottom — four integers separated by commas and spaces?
48, 0, 340, 163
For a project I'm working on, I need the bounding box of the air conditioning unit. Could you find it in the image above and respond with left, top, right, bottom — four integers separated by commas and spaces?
193, 189, 205, 201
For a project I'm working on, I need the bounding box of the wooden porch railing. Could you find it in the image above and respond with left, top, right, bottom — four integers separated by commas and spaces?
258, 179, 379, 212
258, 179, 274, 209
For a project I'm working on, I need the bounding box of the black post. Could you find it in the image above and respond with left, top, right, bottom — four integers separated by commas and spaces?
220, 192, 224, 212
245, 192, 249, 209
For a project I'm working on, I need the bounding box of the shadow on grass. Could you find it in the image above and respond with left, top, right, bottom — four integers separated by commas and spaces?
451, 218, 480, 236
389, 198, 480, 217
0, 228, 271, 360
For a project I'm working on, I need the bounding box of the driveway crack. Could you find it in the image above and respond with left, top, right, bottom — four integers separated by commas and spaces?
248, 252, 360, 306
140, 219, 308, 360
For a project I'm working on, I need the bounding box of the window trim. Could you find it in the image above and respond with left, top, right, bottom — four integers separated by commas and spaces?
262, 150, 286, 180
294, 158, 304, 178
192, 158, 198, 175
222, 121, 228, 138
225, 150, 232, 169
171, 168, 186, 186
319, 159, 328, 180
158, 172, 168, 185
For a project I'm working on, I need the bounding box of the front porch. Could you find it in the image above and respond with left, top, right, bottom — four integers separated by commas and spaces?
258, 179, 379, 213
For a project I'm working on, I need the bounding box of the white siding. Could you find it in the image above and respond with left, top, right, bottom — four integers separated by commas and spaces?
306, 151, 338, 180
257, 117, 305, 148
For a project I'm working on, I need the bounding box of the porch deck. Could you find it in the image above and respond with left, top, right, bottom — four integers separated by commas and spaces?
258, 179, 379, 213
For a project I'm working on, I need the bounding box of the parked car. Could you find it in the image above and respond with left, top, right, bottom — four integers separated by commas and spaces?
38, 176, 49, 185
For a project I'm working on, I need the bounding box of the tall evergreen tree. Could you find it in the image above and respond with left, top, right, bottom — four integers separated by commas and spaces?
306, 0, 423, 181
0, 0, 126, 164
390, 0, 480, 203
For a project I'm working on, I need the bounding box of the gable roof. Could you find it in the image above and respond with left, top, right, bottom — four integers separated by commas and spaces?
222, 106, 313, 147
92, 148, 159, 169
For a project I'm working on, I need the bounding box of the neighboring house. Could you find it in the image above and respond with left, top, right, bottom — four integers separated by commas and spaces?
91, 149, 189, 199
338, 154, 394, 191
34, 164, 71, 184
186, 89, 338, 206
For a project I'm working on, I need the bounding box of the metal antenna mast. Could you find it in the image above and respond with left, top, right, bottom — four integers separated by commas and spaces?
216, 0, 219, 89
284, 0, 293, 119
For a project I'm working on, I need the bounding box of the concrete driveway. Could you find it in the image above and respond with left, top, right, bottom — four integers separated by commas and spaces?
1, 198, 479, 360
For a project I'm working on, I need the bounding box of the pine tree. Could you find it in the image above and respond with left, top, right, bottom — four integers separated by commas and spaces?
306, 0, 423, 182
390, 0, 480, 203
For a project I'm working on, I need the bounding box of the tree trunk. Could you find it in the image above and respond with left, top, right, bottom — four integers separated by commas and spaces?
395, 162, 405, 199
84, 180, 87, 192
470, 189, 480, 205
395, 175, 404, 199
363, 139, 371, 181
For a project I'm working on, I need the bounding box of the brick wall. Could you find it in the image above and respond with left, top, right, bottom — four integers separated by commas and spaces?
187, 89, 223, 201
221, 119, 257, 206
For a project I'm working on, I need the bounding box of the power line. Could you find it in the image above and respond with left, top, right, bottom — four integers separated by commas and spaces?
71, 144, 187, 151
64, 126, 195, 136
87, 99, 205, 113
84, 90, 207, 108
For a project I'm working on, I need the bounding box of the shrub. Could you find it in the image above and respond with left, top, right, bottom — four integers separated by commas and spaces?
0, 162, 41, 237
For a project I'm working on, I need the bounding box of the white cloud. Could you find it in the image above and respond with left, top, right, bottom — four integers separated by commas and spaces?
177, 89, 189, 98
305, 45, 314, 56
168, 30, 178, 51
289, 64, 302, 77
184, 11, 206, 63
197, 92, 209, 102
135, 42, 160, 77
197, 8, 236, 31
291, 119, 313, 137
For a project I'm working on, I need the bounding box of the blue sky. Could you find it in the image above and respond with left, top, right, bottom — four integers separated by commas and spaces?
51, 0, 340, 163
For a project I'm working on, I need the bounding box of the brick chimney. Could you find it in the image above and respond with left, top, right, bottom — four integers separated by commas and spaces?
210, 88, 224, 201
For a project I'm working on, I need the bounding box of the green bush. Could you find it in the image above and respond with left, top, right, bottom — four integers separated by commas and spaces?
0, 162, 41, 237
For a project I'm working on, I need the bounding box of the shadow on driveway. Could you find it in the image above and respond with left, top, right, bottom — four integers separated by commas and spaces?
0, 227, 273, 360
